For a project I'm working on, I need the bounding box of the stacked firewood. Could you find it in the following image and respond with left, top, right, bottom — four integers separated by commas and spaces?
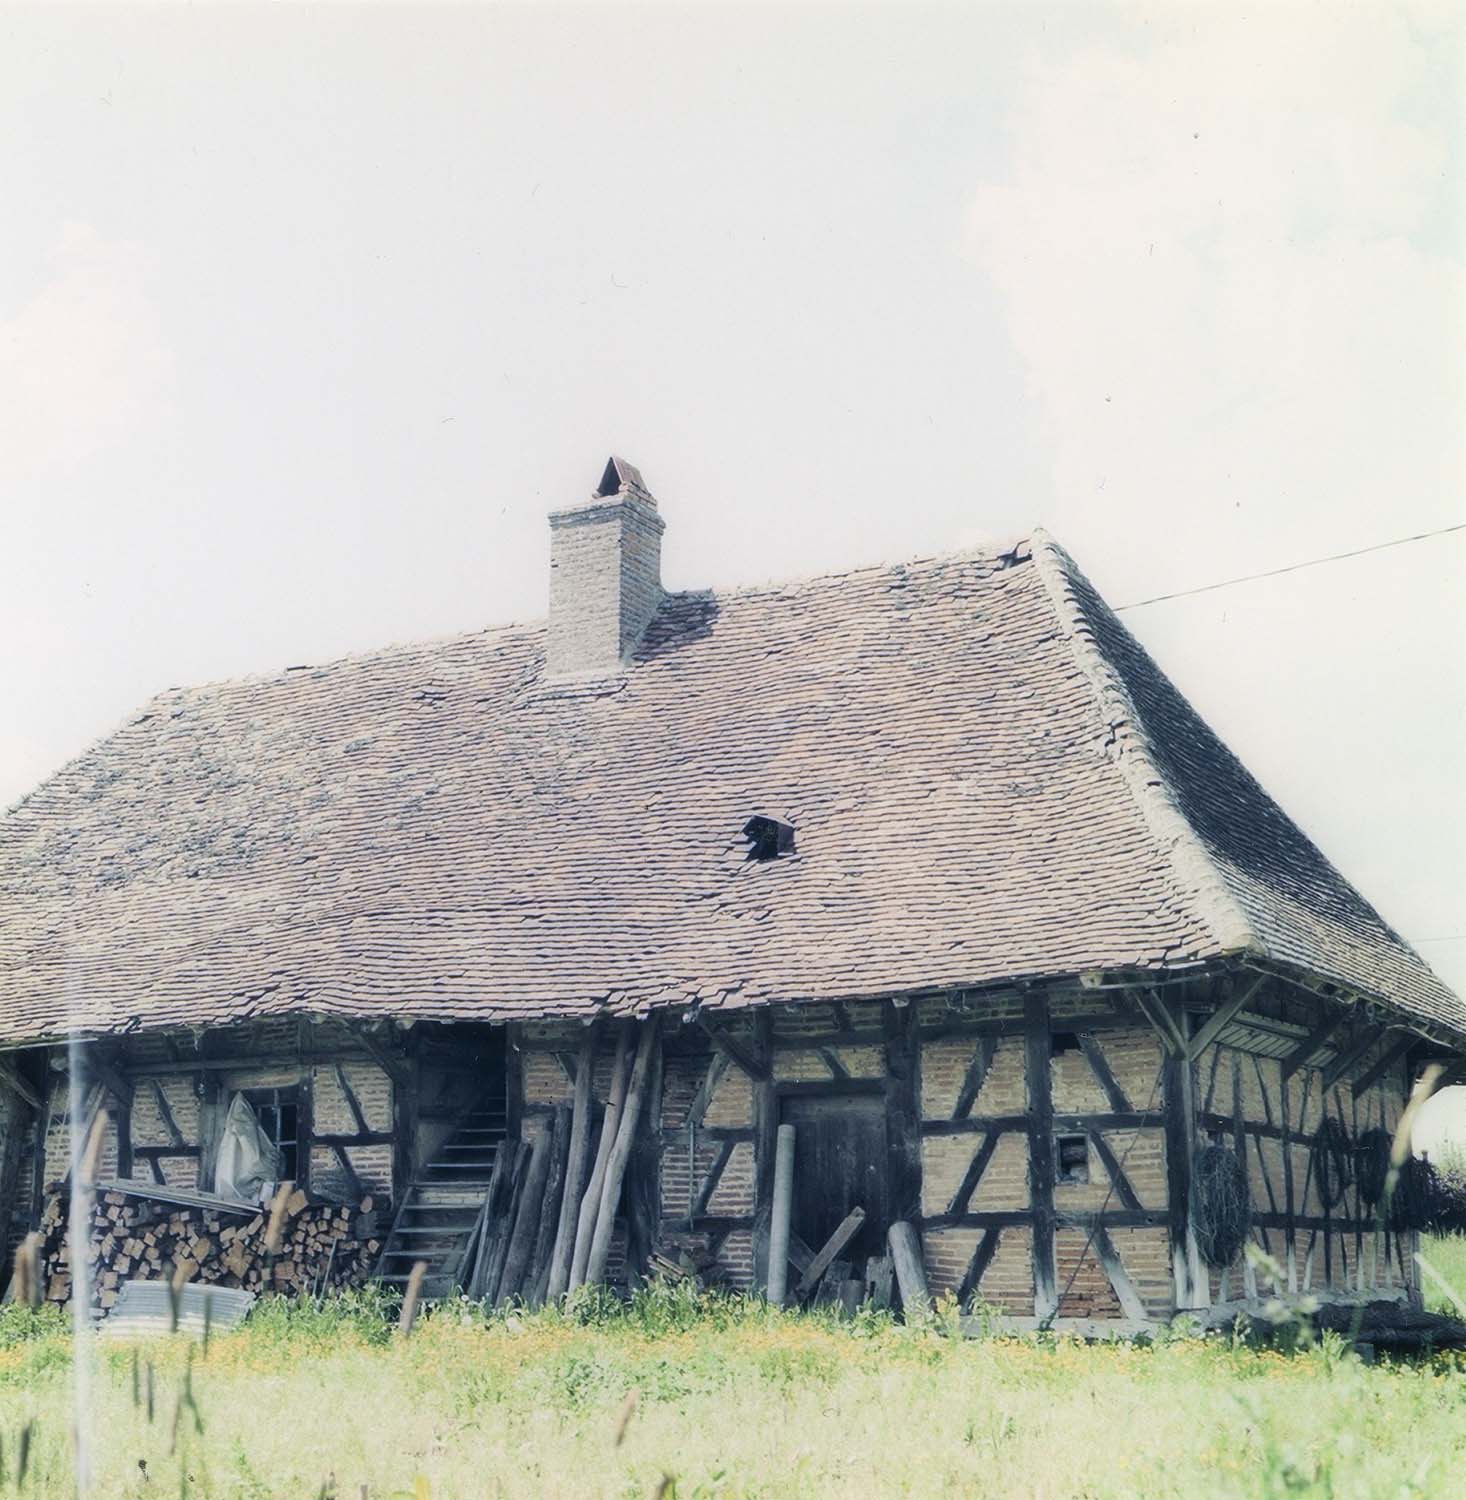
34, 1187, 382, 1310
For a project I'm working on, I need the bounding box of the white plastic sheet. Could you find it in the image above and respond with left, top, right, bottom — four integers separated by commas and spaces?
213, 1093, 282, 1203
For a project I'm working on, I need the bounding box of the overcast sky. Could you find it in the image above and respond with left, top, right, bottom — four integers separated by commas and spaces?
3, 3, 1463, 1132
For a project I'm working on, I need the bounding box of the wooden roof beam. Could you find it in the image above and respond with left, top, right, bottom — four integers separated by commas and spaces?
1280, 1010, 1347, 1082
1350, 1034, 1415, 1098
1185, 974, 1268, 1061
1319, 1027, 1385, 1093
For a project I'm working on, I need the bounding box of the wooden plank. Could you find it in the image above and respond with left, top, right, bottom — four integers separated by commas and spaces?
1186, 975, 1267, 1060
1077, 1033, 1132, 1113
1350, 1035, 1414, 1098
1023, 993, 1057, 1320
1280, 1012, 1346, 1081
1320, 1028, 1383, 1093
349, 1028, 410, 1088
957, 1228, 1001, 1308
945, 1132, 1000, 1218
797, 1207, 867, 1296
951, 1036, 997, 1119
1087, 1129, 1143, 1212
1093, 1225, 1148, 1322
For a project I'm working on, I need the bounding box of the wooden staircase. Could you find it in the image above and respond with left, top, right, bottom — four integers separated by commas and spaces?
374, 1101, 507, 1299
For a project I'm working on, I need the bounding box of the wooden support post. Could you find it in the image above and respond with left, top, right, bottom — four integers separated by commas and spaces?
546, 1023, 598, 1301
28, 1054, 51, 1227
527, 1104, 572, 1305
504, 1023, 523, 1148
1023, 993, 1057, 1320
390, 1031, 419, 1205
766, 1123, 796, 1305
1279, 1055, 1297, 1292
0, 1084, 32, 1270
750, 1009, 777, 1289
883, 1002, 923, 1227
886, 1220, 932, 1318
584, 1022, 657, 1288
625, 1027, 663, 1286
569, 1024, 633, 1291
196, 1073, 223, 1193
1162, 1012, 1197, 1310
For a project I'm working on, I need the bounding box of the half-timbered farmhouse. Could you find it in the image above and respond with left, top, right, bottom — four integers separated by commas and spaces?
2, 457, 1462, 1326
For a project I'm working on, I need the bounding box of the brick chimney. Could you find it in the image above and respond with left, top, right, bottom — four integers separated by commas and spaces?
546, 457, 665, 680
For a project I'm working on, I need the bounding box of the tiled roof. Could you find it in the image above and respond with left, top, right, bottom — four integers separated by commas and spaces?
1, 533, 1459, 1045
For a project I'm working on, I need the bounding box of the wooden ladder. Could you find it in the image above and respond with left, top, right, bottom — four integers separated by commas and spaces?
373, 1101, 507, 1299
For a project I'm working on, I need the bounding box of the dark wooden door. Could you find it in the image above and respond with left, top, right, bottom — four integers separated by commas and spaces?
779, 1092, 889, 1261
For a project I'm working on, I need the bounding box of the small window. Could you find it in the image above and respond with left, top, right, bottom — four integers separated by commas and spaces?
1056, 1133, 1089, 1184
245, 1087, 301, 1182
1051, 1031, 1082, 1056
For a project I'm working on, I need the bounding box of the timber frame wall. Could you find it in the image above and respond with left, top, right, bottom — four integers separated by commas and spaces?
0, 1018, 487, 1265
519, 970, 1424, 1319
0, 967, 1436, 1318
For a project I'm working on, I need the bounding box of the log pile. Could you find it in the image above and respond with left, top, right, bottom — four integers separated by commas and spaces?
34, 1186, 381, 1310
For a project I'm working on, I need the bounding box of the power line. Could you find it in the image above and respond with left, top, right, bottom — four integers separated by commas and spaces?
1114, 522, 1466, 612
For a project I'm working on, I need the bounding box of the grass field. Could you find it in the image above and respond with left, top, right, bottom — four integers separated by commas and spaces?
1, 1264, 1464, 1500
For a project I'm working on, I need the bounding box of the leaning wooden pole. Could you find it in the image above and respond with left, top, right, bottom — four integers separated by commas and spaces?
887, 1220, 932, 1319
496, 1128, 552, 1306
766, 1123, 796, 1305
584, 1021, 657, 1289
546, 1026, 598, 1301
568, 1023, 633, 1292
526, 1103, 572, 1306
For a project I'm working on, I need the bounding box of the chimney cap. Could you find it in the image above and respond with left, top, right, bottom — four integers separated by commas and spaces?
596, 455, 652, 501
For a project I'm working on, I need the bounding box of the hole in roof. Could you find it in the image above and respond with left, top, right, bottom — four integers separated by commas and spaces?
742, 815, 795, 862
